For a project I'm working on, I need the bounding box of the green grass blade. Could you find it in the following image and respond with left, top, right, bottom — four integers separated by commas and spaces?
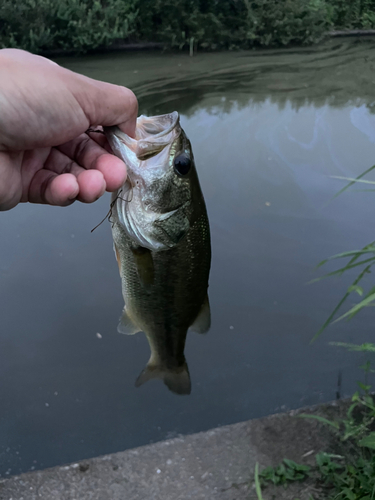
255, 462, 264, 500
346, 241, 375, 268
347, 285, 363, 296
315, 242, 375, 270
330, 342, 375, 352
359, 432, 375, 450
316, 249, 375, 269
298, 414, 340, 429
311, 265, 371, 342
331, 176, 375, 185
332, 291, 375, 324
331, 164, 375, 200
323, 248, 375, 263
309, 257, 375, 283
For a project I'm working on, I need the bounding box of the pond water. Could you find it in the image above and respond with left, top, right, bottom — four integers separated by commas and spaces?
2, 38, 375, 476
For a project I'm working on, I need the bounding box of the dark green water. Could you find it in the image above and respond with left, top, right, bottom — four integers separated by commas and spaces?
2, 38, 375, 476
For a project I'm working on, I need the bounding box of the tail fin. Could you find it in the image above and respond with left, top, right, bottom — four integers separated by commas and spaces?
135, 362, 191, 395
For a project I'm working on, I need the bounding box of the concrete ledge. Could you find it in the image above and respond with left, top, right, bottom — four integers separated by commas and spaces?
0, 402, 344, 500
328, 29, 375, 37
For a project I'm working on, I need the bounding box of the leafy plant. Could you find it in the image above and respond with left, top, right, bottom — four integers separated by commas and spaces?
259, 459, 311, 486
328, 0, 375, 29
2, 0, 375, 55
136, 0, 330, 50
255, 352, 375, 499
254, 131, 375, 500
311, 165, 375, 341
0, 0, 137, 54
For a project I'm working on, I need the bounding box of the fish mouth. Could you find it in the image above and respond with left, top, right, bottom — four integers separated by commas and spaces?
135, 112, 179, 141
135, 112, 180, 161
107, 113, 189, 251
105, 112, 181, 166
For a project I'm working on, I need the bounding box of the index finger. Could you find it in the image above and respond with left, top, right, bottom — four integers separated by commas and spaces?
57, 134, 127, 192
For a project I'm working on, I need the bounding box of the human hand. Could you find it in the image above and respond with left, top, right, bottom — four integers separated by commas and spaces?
0, 49, 138, 211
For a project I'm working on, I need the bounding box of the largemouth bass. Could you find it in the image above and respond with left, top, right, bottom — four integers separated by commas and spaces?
105, 112, 211, 395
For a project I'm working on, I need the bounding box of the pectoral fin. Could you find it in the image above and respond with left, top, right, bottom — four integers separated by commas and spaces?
131, 246, 154, 286
189, 294, 211, 334
118, 308, 141, 335
135, 362, 191, 395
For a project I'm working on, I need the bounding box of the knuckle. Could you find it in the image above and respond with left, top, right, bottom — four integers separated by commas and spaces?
0, 159, 21, 210
73, 137, 90, 164
62, 160, 77, 175
38, 175, 52, 205
0, 184, 21, 210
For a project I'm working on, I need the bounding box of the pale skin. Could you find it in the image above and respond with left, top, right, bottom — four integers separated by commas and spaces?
0, 49, 138, 211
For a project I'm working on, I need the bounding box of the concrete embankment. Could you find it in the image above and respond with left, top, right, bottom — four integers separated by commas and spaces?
0, 401, 344, 500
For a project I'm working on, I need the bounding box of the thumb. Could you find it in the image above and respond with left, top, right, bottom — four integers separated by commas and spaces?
69, 73, 138, 137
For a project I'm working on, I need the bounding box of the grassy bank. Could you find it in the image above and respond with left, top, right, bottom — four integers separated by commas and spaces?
1, 0, 375, 54
255, 345, 375, 500
255, 170, 375, 499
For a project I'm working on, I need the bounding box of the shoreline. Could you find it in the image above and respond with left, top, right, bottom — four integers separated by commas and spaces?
0, 399, 347, 500
40, 30, 375, 58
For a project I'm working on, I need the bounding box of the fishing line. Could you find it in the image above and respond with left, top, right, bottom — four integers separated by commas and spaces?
91, 177, 134, 233
87, 127, 135, 232
91, 191, 122, 233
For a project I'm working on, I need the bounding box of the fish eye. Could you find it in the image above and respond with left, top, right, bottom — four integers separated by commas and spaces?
173, 154, 191, 176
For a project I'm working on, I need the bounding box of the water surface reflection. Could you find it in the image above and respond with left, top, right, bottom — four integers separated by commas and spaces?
1, 39, 375, 476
